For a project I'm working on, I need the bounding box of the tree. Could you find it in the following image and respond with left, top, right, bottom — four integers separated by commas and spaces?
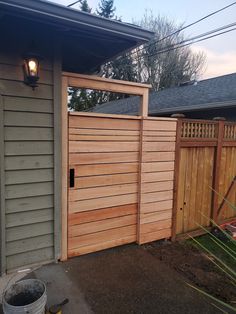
96, 0, 116, 18
80, 0, 92, 13
133, 12, 206, 90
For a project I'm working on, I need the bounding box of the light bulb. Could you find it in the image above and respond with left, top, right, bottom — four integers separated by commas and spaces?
28, 59, 37, 76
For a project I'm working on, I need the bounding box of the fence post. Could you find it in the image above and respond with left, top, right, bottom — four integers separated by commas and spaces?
171, 118, 182, 241
212, 120, 224, 223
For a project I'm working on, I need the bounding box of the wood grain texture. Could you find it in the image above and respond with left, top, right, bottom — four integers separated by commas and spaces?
68, 113, 140, 257
69, 215, 137, 237
75, 173, 138, 189
69, 152, 139, 165
138, 118, 176, 244
69, 183, 138, 201
68, 204, 137, 225
74, 163, 139, 177
69, 115, 140, 130
69, 193, 138, 213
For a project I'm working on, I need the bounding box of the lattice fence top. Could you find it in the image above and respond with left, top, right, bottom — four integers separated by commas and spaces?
181, 121, 217, 139
224, 123, 236, 140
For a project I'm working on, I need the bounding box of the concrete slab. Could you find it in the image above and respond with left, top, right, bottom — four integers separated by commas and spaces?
1, 244, 223, 313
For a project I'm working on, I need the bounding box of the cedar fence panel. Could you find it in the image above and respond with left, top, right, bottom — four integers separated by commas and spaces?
173, 119, 236, 239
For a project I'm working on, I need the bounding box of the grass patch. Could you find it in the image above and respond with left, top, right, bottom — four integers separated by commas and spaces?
188, 233, 236, 271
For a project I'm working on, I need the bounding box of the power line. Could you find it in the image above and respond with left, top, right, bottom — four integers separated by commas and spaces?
141, 21, 236, 56
67, 0, 81, 7
127, 1, 236, 58
112, 23, 236, 72
135, 25, 236, 61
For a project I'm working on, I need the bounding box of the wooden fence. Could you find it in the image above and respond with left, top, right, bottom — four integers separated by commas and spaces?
173, 119, 236, 239
61, 73, 236, 257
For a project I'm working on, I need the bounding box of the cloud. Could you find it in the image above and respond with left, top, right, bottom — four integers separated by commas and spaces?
192, 45, 236, 79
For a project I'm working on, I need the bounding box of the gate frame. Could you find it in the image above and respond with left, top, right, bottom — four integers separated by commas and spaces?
61, 72, 151, 261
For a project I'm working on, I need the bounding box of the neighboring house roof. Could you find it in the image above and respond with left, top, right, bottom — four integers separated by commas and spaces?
92, 73, 236, 115
0, 0, 154, 73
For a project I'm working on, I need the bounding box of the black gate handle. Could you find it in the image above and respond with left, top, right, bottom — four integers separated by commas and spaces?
69, 168, 75, 188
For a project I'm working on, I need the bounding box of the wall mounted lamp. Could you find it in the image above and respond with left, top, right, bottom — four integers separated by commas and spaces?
23, 51, 42, 89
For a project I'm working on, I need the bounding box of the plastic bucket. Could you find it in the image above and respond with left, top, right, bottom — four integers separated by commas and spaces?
2, 279, 47, 314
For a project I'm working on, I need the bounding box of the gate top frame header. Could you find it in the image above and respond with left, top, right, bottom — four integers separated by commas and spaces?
62, 72, 152, 117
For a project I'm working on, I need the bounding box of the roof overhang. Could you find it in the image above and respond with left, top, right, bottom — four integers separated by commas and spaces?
0, 0, 154, 73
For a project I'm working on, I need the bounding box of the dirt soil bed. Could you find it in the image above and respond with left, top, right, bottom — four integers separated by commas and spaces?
144, 240, 236, 305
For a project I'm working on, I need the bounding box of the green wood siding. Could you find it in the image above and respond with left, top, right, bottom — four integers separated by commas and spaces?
0, 24, 56, 272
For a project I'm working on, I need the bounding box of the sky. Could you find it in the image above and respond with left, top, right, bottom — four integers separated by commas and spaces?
49, 0, 236, 80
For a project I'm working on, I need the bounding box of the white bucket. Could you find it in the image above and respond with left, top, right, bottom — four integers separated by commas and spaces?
2, 279, 47, 314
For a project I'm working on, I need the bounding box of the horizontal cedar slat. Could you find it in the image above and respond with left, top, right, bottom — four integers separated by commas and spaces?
139, 228, 171, 244
144, 136, 176, 142
143, 120, 177, 131
69, 152, 139, 165
69, 214, 137, 237
142, 171, 174, 183
69, 193, 138, 213
68, 235, 136, 257
142, 161, 174, 173
69, 183, 138, 201
141, 210, 172, 224
69, 115, 140, 130
69, 134, 139, 142
69, 128, 139, 136
141, 200, 173, 214
75, 173, 138, 189
68, 204, 137, 225
143, 130, 176, 137
69, 141, 139, 153
142, 151, 175, 162
142, 181, 173, 193
74, 163, 138, 177
140, 219, 172, 234
141, 190, 173, 204
68, 225, 136, 250
143, 142, 175, 152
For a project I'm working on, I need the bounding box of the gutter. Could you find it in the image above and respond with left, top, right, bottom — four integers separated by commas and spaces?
0, 0, 154, 42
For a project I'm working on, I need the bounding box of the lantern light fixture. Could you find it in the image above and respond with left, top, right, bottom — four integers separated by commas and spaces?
23, 51, 42, 89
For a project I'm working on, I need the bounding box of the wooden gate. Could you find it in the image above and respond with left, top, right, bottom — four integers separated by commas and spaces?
67, 113, 140, 257
174, 119, 236, 238
61, 72, 177, 260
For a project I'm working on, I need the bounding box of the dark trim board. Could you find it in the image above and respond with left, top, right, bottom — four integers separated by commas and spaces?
0, 94, 6, 275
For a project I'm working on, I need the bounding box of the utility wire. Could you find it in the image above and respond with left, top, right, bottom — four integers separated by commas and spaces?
112, 23, 236, 72
126, 1, 236, 58
135, 25, 236, 61
67, 0, 81, 7
140, 21, 236, 57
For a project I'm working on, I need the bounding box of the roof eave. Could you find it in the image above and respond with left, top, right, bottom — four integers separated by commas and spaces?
0, 0, 154, 42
